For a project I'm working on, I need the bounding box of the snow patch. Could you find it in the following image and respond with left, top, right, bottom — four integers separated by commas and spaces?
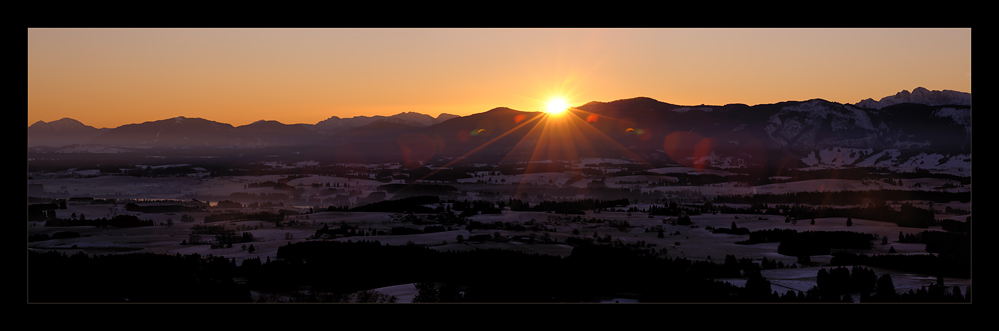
800, 148, 874, 169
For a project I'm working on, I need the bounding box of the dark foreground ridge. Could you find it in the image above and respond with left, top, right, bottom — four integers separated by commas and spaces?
28, 239, 969, 303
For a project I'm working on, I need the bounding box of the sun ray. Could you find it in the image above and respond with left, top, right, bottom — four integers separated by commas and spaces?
402, 111, 548, 190
557, 107, 654, 164
401, 95, 659, 201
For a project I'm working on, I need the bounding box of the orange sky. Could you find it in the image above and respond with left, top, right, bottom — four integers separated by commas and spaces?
28, 28, 971, 129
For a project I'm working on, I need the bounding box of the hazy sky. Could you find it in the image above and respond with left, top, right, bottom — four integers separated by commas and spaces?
28, 28, 971, 129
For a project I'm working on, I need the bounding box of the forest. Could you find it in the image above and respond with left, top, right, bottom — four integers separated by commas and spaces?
28, 239, 970, 303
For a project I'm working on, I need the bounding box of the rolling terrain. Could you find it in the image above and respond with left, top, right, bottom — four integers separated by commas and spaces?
27, 87, 972, 303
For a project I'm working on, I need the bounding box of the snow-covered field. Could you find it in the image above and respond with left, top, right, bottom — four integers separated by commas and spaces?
28, 170, 971, 302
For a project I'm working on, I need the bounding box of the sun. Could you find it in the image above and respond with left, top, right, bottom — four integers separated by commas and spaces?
545, 97, 570, 116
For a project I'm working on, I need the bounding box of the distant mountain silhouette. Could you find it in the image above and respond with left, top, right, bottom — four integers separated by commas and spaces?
314, 111, 459, 135
87, 117, 244, 147
236, 120, 319, 146
28, 89, 971, 174
28, 118, 107, 147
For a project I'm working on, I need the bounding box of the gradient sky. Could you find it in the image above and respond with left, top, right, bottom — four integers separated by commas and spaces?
28, 28, 971, 129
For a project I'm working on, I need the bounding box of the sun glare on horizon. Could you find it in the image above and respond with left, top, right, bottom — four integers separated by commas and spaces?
545, 97, 570, 116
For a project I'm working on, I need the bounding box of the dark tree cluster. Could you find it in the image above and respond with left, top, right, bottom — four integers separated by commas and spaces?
449, 199, 503, 216
464, 220, 554, 233
312, 222, 385, 239
203, 211, 284, 224
509, 198, 630, 214
776, 231, 875, 257
376, 183, 458, 196
894, 230, 970, 263
713, 189, 968, 209
124, 165, 200, 177
349, 195, 440, 213
736, 228, 800, 245
802, 265, 968, 303
125, 202, 204, 213
938, 217, 970, 232
213, 230, 254, 247
28, 202, 63, 221
713, 221, 750, 235
213, 200, 245, 208
830, 251, 970, 279
811, 266, 878, 301
44, 214, 153, 228
647, 202, 703, 217
29, 238, 970, 303
28, 251, 250, 302
715, 201, 937, 228
270, 240, 758, 303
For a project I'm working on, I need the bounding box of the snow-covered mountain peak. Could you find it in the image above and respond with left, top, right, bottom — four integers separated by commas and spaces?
855, 87, 971, 109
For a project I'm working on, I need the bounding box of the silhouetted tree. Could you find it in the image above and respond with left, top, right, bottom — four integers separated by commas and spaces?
413, 282, 439, 303
872, 273, 898, 302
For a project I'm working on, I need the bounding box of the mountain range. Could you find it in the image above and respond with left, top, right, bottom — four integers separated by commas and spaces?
27, 87, 971, 175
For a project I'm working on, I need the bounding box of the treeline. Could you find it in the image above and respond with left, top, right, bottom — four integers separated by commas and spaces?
125, 203, 204, 213
938, 217, 970, 232
508, 198, 630, 214
804, 204, 934, 228
118, 165, 202, 177
404, 167, 474, 182
713, 189, 970, 206
43, 214, 153, 227
714, 201, 936, 228
729, 166, 971, 185
463, 219, 556, 233
375, 183, 458, 195
29, 202, 64, 221
343, 196, 627, 216
29, 240, 969, 303
738, 228, 970, 278
794, 265, 911, 303
28, 251, 250, 302
347, 195, 440, 213
733, 228, 875, 257
831, 251, 970, 279
269, 240, 763, 302
450, 199, 503, 215
895, 230, 970, 264
203, 211, 286, 224
647, 202, 704, 217
313, 223, 385, 238
776, 231, 875, 257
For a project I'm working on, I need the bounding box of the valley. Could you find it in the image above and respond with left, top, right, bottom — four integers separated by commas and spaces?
27, 88, 973, 303
27, 155, 971, 303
